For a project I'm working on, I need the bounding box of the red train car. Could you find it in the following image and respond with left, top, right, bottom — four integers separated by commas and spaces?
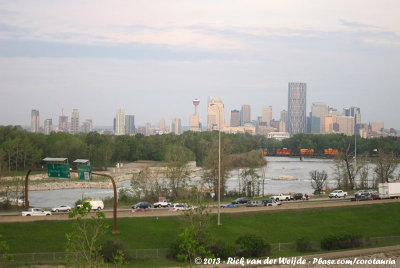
300, 149, 314, 156
324, 148, 338, 156
277, 148, 291, 156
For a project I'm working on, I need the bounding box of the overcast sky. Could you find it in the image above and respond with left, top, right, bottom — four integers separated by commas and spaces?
0, 1, 399, 129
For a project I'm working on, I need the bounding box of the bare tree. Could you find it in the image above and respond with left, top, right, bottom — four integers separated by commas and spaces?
310, 170, 328, 194
374, 150, 399, 183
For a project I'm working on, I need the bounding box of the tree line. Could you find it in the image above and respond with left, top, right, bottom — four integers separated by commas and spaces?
0, 125, 264, 174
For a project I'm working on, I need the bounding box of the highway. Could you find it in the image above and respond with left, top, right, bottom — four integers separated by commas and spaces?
0, 198, 398, 223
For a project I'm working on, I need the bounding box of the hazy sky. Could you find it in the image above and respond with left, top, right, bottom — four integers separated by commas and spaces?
0, 1, 399, 129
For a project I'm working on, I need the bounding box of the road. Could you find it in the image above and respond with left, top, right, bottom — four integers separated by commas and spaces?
0, 198, 399, 223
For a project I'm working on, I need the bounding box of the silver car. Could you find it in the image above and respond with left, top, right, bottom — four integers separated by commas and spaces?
51, 205, 72, 212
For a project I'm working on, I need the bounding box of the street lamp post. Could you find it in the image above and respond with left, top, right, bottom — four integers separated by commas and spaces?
211, 103, 222, 226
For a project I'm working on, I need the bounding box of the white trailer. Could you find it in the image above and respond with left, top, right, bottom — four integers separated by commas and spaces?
378, 183, 400, 199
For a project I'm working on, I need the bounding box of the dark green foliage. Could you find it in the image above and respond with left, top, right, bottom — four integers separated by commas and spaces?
321, 233, 364, 250
208, 240, 236, 259
100, 239, 129, 263
235, 233, 271, 257
296, 237, 313, 252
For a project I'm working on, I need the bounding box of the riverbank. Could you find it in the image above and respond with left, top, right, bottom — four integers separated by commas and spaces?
0, 161, 203, 191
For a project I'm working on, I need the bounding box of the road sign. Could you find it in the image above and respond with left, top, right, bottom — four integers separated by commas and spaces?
77, 165, 92, 181
47, 163, 71, 178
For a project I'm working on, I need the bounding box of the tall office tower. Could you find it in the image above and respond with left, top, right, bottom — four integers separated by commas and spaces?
115, 107, 125, 135
171, 118, 181, 134
280, 110, 288, 124
288, 82, 307, 135
230, 110, 240, 127
81, 120, 93, 133
31, 109, 40, 133
70, 109, 80, 134
159, 118, 165, 133
125, 115, 136, 135
58, 115, 68, 132
44, 119, 52, 135
240, 104, 251, 126
189, 99, 201, 132
311, 102, 328, 133
344, 106, 361, 135
207, 96, 225, 131
261, 106, 272, 126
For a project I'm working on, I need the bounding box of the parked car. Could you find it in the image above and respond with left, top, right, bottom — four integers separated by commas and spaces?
132, 208, 152, 213
329, 190, 347, 198
169, 203, 190, 211
246, 200, 262, 207
371, 193, 380, 200
221, 204, 240, 208
131, 202, 151, 210
263, 199, 281, 206
290, 193, 304, 200
232, 197, 250, 204
51, 205, 71, 212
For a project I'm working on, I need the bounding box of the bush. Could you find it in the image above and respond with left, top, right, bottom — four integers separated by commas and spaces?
235, 233, 271, 257
100, 239, 129, 264
321, 233, 364, 250
208, 240, 236, 259
296, 237, 313, 252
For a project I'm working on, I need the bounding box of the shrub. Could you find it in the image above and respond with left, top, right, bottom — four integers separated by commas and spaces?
296, 237, 312, 252
321, 233, 364, 250
235, 233, 271, 257
208, 240, 236, 259
100, 239, 129, 264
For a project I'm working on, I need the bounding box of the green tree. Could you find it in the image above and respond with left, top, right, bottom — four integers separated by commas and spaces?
163, 144, 194, 199
202, 140, 232, 200
65, 202, 108, 268
374, 150, 399, 183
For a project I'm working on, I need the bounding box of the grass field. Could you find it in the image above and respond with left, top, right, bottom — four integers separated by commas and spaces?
1, 202, 400, 255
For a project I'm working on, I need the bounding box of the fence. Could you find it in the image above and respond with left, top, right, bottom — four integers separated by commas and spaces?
4, 236, 400, 264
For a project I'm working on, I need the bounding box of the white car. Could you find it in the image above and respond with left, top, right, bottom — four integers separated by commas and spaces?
153, 200, 171, 208
169, 203, 190, 211
51, 205, 72, 212
20, 208, 52, 216
329, 190, 348, 198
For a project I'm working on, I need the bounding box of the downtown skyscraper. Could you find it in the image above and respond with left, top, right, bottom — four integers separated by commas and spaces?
31, 109, 40, 133
70, 109, 80, 134
288, 82, 307, 135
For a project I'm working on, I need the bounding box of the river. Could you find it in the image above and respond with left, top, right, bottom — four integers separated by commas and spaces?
29, 157, 378, 207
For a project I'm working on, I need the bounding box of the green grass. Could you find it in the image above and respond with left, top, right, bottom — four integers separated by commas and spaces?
1, 202, 400, 254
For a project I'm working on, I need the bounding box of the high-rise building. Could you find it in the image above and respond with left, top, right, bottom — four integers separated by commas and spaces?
159, 118, 166, 133
125, 115, 136, 135
31, 109, 40, 133
240, 104, 251, 126
344, 106, 361, 135
58, 115, 68, 133
115, 108, 125, 135
81, 120, 93, 133
44, 119, 52, 135
320, 115, 355, 136
70, 109, 80, 134
261, 106, 272, 126
207, 96, 225, 131
288, 82, 307, 135
189, 99, 201, 132
171, 118, 181, 134
311, 102, 328, 133
230, 110, 240, 127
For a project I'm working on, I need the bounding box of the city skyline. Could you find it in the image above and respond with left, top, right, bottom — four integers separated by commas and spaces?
0, 1, 399, 128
